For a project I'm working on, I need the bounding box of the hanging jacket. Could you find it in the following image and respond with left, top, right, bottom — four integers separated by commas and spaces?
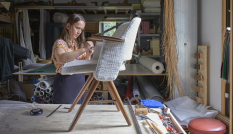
0, 37, 14, 82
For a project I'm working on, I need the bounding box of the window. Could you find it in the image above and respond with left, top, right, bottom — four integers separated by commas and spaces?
102, 22, 116, 36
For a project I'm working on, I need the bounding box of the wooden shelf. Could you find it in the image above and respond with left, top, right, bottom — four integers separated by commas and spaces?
137, 13, 160, 16
140, 34, 159, 37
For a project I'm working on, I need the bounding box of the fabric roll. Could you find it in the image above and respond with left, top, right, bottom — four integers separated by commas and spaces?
37, 77, 55, 90
143, 0, 161, 8
139, 56, 164, 74
133, 76, 140, 98
45, 87, 52, 93
53, 12, 69, 23
130, 97, 140, 105
136, 76, 164, 103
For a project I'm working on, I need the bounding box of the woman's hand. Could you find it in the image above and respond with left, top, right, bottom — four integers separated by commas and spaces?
84, 41, 94, 60
84, 41, 94, 51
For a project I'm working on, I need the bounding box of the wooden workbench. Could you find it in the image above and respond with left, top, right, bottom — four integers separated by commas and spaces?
0, 103, 142, 134
13, 64, 166, 76
0, 102, 185, 134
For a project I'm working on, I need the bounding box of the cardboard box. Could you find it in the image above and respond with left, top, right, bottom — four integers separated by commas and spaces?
23, 84, 35, 100
149, 29, 156, 34
150, 38, 160, 55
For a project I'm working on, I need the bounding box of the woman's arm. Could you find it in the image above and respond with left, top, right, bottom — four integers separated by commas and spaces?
55, 47, 87, 63
55, 41, 94, 63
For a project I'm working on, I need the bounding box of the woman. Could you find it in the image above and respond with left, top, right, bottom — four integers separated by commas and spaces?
51, 14, 94, 104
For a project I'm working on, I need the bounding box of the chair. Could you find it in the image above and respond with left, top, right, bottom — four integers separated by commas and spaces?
61, 17, 141, 131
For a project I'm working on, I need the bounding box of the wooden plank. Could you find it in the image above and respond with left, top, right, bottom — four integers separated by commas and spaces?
197, 46, 208, 105
221, 0, 227, 116
230, 0, 233, 133
195, 86, 204, 93
194, 53, 203, 59
0, 104, 138, 134
194, 75, 204, 81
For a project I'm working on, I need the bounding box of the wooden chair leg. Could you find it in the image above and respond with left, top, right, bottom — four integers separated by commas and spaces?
68, 78, 100, 131
107, 81, 132, 126
68, 73, 94, 112
103, 82, 120, 111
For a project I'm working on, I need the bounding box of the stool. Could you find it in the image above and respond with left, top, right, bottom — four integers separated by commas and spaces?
188, 118, 226, 134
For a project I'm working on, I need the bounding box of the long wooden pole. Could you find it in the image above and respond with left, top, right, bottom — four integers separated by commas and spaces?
221, 0, 227, 115
230, 0, 233, 133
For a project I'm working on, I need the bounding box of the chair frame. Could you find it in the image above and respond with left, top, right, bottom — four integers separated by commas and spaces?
68, 35, 132, 131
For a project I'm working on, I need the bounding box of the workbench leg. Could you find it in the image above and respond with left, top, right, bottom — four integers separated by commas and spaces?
68, 78, 100, 132
69, 73, 94, 112
107, 81, 131, 126
103, 82, 120, 111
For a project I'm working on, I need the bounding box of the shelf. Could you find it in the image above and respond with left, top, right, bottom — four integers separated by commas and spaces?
140, 55, 161, 58
137, 13, 160, 16
14, 6, 132, 10
140, 34, 159, 37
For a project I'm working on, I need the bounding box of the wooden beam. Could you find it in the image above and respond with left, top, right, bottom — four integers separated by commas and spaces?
230, 0, 233, 133
93, 9, 97, 14
104, 9, 107, 14
221, 0, 227, 116
81, 9, 87, 14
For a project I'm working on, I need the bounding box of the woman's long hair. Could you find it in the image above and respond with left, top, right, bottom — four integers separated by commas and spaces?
60, 14, 85, 49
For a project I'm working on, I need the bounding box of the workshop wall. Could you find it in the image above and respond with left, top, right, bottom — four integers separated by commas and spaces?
174, 0, 198, 99
197, 0, 222, 111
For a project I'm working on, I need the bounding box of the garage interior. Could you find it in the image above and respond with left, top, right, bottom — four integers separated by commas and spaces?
0, 0, 232, 134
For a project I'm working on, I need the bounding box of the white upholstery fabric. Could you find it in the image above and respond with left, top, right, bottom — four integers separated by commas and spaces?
92, 41, 104, 60
94, 17, 141, 81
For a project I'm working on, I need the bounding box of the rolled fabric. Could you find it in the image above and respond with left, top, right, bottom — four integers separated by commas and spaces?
53, 12, 68, 23
39, 91, 45, 96
136, 76, 164, 103
45, 87, 52, 93
34, 92, 40, 97
143, 0, 161, 8
46, 92, 53, 98
31, 95, 37, 102
35, 86, 41, 93
130, 97, 140, 105
44, 97, 50, 102
139, 56, 164, 74
38, 77, 55, 90
96, 92, 103, 98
